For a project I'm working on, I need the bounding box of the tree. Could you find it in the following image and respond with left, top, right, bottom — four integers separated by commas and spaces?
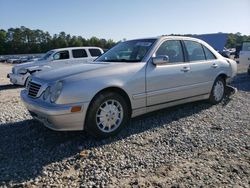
0, 29, 7, 54
0, 26, 117, 55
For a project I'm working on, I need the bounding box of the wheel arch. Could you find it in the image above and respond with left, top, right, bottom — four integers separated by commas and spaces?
84, 86, 132, 127
209, 73, 228, 95
216, 73, 228, 82
215, 73, 228, 82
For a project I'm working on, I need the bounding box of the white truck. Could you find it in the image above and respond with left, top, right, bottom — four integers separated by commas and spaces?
7, 47, 104, 86
239, 41, 250, 67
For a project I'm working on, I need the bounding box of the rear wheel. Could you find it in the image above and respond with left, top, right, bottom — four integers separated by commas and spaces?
85, 92, 130, 138
209, 77, 226, 104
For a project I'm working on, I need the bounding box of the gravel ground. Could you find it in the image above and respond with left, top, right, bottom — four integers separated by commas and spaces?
0, 63, 249, 187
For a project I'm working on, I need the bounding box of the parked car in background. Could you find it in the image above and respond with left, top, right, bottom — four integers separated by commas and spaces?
7, 58, 21, 64
239, 41, 250, 66
248, 64, 250, 75
21, 36, 237, 138
219, 48, 231, 58
234, 45, 242, 60
0, 56, 8, 63
8, 47, 104, 86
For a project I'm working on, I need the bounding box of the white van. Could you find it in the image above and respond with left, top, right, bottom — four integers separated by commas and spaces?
239, 42, 250, 66
7, 47, 104, 86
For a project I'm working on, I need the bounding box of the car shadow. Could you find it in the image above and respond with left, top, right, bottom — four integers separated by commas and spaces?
0, 84, 23, 91
0, 100, 215, 185
231, 72, 250, 92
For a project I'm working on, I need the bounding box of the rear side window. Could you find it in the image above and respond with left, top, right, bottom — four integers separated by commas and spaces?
203, 46, 216, 60
72, 49, 88, 58
89, 49, 102, 57
184, 41, 206, 61
53, 51, 69, 60
156, 40, 184, 63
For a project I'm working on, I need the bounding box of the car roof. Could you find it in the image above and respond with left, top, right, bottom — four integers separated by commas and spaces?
52, 46, 102, 52
128, 35, 204, 43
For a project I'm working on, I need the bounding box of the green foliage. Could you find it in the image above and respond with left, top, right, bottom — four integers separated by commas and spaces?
1, 26, 249, 55
225, 33, 250, 48
0, 26, 116, 55
0, 29, 7, 54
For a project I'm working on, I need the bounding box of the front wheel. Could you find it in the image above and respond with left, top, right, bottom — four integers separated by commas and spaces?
85, 92, 130, 138
209, 77, 226, 104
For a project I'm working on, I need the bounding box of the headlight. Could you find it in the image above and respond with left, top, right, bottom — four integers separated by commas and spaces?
43, 86, 51, 100
18, 68, 28, 75
25, 76, 31, 90
50, 81, 63, 103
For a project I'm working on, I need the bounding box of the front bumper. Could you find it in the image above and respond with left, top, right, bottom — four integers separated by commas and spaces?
21, 90, 89, 131
8, 73, 29, 86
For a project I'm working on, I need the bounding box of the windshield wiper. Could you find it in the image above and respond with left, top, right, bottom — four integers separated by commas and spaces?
102, 59, 140, 63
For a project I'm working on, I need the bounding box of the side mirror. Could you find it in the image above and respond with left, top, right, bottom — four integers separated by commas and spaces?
152, 55, 169, 65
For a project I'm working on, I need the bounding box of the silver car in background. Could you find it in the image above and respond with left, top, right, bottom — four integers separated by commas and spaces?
21, 36, 237, 138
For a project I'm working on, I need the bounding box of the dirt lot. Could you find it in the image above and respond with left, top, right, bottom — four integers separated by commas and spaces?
0, 62, 249, 187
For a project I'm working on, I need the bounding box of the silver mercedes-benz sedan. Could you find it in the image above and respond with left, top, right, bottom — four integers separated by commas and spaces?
21, 36, 237, 138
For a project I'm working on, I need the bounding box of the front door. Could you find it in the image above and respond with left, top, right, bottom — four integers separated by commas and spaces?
146, 40, 193, 106
49, 50, 70, 68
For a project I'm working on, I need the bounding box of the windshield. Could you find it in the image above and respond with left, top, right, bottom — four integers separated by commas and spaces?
95, 39, 156, 62
39, 50, 55, 61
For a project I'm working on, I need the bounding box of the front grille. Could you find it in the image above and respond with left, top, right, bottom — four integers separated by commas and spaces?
28, 81, 41, 98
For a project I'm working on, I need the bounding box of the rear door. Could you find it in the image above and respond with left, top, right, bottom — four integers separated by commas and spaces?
183, 40, 220, 95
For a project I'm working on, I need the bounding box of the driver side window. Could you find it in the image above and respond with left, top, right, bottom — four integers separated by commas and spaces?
156, 40, 184, 63
53, 50, 69, 60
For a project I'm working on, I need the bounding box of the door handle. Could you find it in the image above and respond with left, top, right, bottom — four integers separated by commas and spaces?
211, 63, 218, 68
181, 66, 190, 72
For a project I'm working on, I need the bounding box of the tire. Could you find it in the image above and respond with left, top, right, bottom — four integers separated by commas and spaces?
209, 77, 226, 104
85, 92, 130, 138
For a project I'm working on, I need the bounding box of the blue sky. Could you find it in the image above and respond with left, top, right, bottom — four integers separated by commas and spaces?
0, 0, 249, 41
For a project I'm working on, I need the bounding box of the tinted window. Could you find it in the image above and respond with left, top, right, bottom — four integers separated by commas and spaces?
203, 46, 216, 60
72, 49, 87, 58
89, 49, 102, 57
53, 51, 69, 60
184, 41, 206, 61
156, 40, 184, 63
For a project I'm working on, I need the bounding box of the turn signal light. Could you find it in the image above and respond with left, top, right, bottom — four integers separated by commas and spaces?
71, 106, 82, 113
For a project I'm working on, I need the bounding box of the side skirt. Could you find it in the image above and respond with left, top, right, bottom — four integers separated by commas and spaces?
131, 93, 209, 118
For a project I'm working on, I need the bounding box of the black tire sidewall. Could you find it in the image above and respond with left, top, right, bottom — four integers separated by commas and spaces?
209, 77, 226, 104
85, 92, 130, 138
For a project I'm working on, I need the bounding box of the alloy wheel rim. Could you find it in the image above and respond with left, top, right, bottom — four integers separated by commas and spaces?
214, 80, 224, 101
96, 99, 123, 133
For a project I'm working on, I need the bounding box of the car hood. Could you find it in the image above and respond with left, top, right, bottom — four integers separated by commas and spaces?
13, 60, 46, 70
33, 62, 144, 83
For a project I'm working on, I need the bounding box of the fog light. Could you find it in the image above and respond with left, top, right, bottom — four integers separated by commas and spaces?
71, 106, 82, 112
